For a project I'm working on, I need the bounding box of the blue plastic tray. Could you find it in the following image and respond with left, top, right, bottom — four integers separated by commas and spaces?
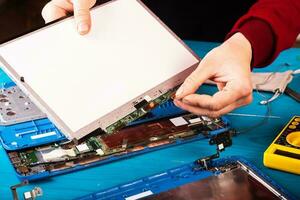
75, 157, 296, 200
0, 70, 66, 150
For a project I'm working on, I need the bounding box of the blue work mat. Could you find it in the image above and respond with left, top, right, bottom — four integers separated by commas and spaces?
0, 41, 299, 200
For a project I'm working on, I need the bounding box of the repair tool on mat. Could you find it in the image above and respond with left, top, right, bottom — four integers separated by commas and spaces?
264, 116, 300, 174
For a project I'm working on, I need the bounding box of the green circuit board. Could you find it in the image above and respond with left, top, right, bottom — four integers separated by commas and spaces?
7, 114, 230, 177
105, 89, 176, 134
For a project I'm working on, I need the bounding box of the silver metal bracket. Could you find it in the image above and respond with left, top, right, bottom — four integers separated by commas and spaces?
0, 86, 46, 125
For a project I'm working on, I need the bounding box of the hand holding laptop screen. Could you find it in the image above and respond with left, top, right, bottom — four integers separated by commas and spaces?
0, 0, 200, 139
42, 0, 254, 118
42, 0, 96, 35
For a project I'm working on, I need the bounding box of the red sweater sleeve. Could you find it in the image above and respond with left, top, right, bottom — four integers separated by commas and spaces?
227, 0, 300, 68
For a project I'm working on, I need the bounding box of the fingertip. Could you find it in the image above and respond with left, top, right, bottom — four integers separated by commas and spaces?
173, 99, 179, 107
73, 0, 94, 35
173, 99, 180, 105
175, 83, 194, 100
175, 86, 184, 100
77, 23, 90, 35
176, 74, 204, 100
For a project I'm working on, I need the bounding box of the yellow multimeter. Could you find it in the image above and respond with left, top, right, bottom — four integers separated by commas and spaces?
264, 116, 300, 174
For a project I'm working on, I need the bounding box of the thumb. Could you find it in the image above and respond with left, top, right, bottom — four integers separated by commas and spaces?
72, 0, 96, 35
175, 63, 212, 100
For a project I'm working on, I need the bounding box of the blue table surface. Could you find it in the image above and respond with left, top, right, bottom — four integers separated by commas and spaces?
0, 41, 299, 200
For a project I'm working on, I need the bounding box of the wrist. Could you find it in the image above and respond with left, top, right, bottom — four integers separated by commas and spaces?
223, 32, 252, 64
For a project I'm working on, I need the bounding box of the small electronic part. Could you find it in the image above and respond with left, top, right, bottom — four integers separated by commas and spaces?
170, 116, 188, 127
264, 116, 300, 174
23, 187, 43, 200
76, 143, 90, 153
7, 113, 230, 177
11, 180, 43, 200
0, 86, 46, 125
105, 89, 177, 134
209, 130, 236, 150
194, 130, 234, 170
134, 96, 151, 110
96, 148, 105, 156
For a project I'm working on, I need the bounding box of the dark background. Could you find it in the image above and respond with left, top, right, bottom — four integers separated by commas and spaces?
0, 0, 50, 43
0, 0, 257, 44
143, 0, 255, 41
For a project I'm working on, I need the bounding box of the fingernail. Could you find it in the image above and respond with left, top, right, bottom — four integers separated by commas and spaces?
173, 99, 179, 106
175, 86, 184, 98
78, 23, 89, 35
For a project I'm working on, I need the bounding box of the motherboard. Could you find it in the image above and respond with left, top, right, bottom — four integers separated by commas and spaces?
7, 113, 230, 177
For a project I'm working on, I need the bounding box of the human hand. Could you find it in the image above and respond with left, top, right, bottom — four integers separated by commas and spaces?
42, 0, 96, 35
174, 32, 253, 118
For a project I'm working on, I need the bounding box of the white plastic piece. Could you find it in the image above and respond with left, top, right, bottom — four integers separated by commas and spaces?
144, 95, 152, 102
65, 149, 77, 157
23, 192, 32, 200
125, 190, 153, 200
218, 143, 224, 151
189, 117, 202, 124
40, 148, 68, 162
201, 116, 211, 122
170, 117, 188, 127
96, 148, 105, 156
11, 141, 17, 146
31, 131, 57, 140
76, 143, 90, 153
40, 148, 76, 162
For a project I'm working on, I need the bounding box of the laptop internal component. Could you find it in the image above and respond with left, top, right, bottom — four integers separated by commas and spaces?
7, 114, 230, 177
